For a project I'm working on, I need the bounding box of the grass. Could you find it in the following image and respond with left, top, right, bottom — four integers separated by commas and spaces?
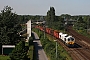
47, 34, 72, 60
0, 55, 10, 60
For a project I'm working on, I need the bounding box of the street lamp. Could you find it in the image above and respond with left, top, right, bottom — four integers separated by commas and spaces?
54, 40, 57, 59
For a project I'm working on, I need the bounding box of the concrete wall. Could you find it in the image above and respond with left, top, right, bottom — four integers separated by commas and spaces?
26, 20, 31, 42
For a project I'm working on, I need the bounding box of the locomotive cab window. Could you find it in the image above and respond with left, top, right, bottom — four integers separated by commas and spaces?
60, 35, 61, 37
71, 37, 74, 41
64, 38, 66, 41
68, 38, 70, 41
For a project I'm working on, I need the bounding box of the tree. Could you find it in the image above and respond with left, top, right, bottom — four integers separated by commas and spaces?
78, 16, 84, 23
0, 6, 22, 45
9, 41, 27, 60
46, 10, 51, 26
74, 16, 88, 31
61, 14, 71, 19
46, 7, 56, 28
50, 7, 55, 22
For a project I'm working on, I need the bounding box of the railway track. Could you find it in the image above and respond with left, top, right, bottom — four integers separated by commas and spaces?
67, 26, 90, 47
57, 38, 89, 60
46, 26, 90, 60
52, 26, 90, 60
65, 26, 90, 60
36, 25, 90, 60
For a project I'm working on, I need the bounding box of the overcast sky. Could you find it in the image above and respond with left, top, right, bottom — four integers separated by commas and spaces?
0, 0, 90, 16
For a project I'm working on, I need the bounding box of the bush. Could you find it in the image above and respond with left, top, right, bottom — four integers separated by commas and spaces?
0, 44, 2, 54
9, 41, 27, 60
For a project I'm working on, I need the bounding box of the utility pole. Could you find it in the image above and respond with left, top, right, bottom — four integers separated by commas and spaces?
54, 40, 57, 59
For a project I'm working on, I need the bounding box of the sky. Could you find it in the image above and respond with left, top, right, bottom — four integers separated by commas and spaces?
0, 0, 90, 16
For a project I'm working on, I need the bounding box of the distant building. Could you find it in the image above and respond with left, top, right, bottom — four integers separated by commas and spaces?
64, 19, 76, 25
35, 21, 46, 24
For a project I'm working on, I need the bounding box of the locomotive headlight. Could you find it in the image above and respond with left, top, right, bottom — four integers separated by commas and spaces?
68, 42, 74, 44
70, 42, 72, 44
71, 42, 74, 44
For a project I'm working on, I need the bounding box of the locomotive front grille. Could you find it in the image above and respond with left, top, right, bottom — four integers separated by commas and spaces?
68, 42, 74, 44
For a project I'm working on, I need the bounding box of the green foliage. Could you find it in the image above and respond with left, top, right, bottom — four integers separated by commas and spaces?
0, 44, 2, 54
28, 36, 35, 60
46, 7, 66, 30
9, 41, 27, 60
29, 37, 33, 46
78, 16, 84, 23
0, 6, 22, 45
73, 15, 90, 39
46, 7, 56, 28
74, 16, 85, 30
28, 46, 33, 60
33, 28, 72, 60
61, 14, 71, 19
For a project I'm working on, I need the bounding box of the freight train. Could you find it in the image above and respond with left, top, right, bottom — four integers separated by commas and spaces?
35, 25, 75, 47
